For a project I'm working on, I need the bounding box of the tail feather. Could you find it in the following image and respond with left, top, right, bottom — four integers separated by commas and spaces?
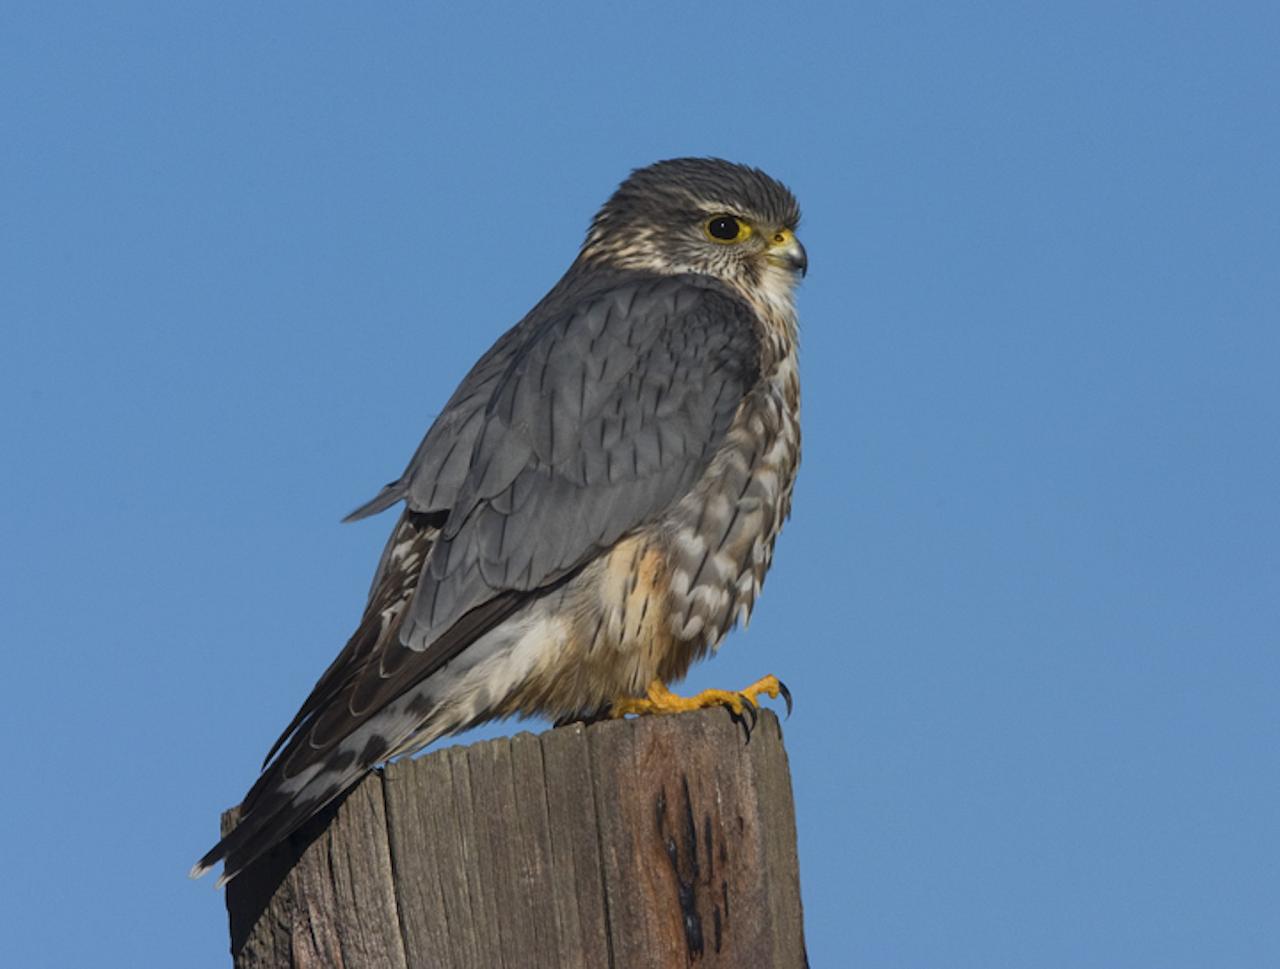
191, 509, 533, 885
192, 700, 432, 886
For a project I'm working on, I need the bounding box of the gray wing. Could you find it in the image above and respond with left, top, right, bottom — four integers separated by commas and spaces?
193, 272, 760, 886
357, 272, 761, 651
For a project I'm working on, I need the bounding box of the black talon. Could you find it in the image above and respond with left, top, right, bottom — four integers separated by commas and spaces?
727, 705, 752, 741
778, 680, 793, 718
560, 704, 612, 727
739, 694, 759, 741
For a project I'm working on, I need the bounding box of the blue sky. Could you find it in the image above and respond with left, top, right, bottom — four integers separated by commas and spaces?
2, 2, 1277, 966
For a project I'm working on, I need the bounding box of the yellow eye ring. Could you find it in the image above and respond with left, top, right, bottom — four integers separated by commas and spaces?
704, 215, 752, 244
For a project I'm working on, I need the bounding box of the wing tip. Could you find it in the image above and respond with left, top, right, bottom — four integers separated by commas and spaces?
343, 481, 405, 523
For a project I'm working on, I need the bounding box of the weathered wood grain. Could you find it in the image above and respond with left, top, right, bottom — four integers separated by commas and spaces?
222, 709, 806, 968
223, 776, 408, 969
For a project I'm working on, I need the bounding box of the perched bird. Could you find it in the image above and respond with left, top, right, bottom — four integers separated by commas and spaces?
193, 157, 807, 886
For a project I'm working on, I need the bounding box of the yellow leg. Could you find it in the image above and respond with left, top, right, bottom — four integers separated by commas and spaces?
611, 675, 792, 732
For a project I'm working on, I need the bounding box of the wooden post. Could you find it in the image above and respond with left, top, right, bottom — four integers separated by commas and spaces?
222, 708, 807, 968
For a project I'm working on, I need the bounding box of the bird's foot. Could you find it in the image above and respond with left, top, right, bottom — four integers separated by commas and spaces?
610, 675, 792, 739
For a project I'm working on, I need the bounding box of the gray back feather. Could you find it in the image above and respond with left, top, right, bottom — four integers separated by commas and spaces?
352, 269, 760, 651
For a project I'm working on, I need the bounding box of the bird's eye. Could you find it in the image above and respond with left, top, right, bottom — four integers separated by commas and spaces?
704, 215, 751, 244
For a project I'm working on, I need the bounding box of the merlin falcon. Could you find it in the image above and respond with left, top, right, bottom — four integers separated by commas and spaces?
193, 158, 807, 886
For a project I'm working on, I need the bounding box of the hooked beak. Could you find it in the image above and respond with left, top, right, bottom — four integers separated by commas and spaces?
766, 228, 808, 277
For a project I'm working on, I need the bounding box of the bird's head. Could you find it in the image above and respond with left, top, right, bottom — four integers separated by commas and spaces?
581, 158, 806, 308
